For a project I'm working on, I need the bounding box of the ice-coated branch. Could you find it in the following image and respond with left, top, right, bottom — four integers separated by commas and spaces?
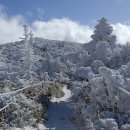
118, 87, 130, 98
0, 80, 46, 98
0, 102, 17, 112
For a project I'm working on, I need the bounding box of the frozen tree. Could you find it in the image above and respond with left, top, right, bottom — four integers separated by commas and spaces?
20, 25, 36, 84
19, 24, 29, 42
91, 17, 116, 44
83, 18, 118, 68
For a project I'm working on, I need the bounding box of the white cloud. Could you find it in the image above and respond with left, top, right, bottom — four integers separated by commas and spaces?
32, 19, 130, 44
0, 7, 93, 44
0, 7, 130, 45
113, 23, 130, 44
0, 8, 24, 44
0, 15, 24, 44
32, 18, 93, 43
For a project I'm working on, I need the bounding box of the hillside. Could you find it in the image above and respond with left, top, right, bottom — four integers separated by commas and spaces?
1, 18, 130, 130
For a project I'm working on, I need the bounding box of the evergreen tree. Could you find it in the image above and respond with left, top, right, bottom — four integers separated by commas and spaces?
91, 17, 116, 44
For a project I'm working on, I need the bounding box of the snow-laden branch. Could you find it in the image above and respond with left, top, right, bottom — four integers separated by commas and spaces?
118, 87, 130, 98
0, 102, 17, 112
0, 81, 48, 112
0, 80, 46, 98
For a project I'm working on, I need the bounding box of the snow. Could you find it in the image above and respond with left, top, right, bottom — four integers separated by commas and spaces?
51, 85, 72, 103
2, 18, 130, 130
11, 86, 84, 130
12, 124, 46, 130
0, 102, 16, 112
118, 87, 130, 97
44, 85, 85, 130
0, 80, 45, 98
13, 126, 38, 130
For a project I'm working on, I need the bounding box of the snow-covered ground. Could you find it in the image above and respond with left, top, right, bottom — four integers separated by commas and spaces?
12, 86, 85, 130
2, 18, 130, 130
44, 85, 85, 130
51, 85, 72, 103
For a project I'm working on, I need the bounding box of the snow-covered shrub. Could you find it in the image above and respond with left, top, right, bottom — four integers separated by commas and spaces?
93, 41, 113, 66
71, 64, 130, 129
73, 67, 93, 81
0, 82, 52, 129
91, 60, 104, 73
95, 118, 118, 130
120, 124, 130, 130
119, 62, 130, 79
119, 43, 130, 66
99, 67, 130, 113
78, 50, 91, 66
0, 94, 44, 129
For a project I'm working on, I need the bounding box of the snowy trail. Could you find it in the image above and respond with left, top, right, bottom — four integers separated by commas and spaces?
44, 86, 85, 130
13, 86, 85, 130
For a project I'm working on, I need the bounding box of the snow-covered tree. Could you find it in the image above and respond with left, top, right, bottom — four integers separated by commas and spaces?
91, 17, 116, 44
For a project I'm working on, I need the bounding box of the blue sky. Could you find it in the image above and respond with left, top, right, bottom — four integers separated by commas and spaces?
0, 0, 130, 44
0, 0, 130, 24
